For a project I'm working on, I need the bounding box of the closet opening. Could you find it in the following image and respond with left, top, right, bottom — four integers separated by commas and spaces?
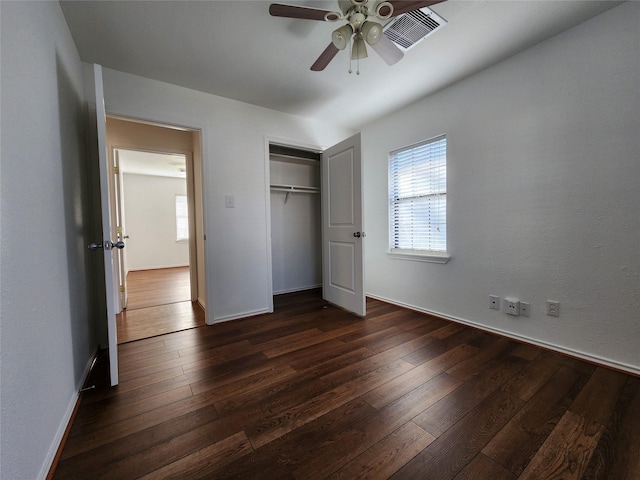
268, 143, 322, 307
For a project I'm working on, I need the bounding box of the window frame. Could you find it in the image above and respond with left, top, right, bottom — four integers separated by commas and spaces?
387, 134, 450, 264
175, 194, 189, 242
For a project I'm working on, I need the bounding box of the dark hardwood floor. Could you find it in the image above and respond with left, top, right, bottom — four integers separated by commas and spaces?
54, 290, 640, 479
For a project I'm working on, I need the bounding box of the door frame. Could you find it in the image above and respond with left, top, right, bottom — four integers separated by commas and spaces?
102, 114, 208, 324
110, 146, 198, 309
264, 136, 324, 313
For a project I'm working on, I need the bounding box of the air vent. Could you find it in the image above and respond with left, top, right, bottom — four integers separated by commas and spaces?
383, 7, 447, 51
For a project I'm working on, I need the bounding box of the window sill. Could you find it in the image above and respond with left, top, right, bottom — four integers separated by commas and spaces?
386, 250, 450, 264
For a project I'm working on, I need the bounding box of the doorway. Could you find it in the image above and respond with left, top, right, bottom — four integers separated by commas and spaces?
266, 134, 365, 316
115, 149, 191, 310
269, 144, 322, 299
106, 117, 207, 343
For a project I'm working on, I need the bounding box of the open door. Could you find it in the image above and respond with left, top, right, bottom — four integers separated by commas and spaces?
91, 64, 120, 386
321, 133, 365, 316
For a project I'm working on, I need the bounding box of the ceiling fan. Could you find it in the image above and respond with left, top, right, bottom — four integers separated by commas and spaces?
269, 0, 445, 72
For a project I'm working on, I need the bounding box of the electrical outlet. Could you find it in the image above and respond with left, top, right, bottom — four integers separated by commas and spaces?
505, 298, 520, 316
489, 295, 500, 310
547, 300, 559, 317
520, 302, 530, 317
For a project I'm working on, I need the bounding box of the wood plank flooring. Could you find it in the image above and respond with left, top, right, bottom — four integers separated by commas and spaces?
117, 301, 206, 344
117, 267, 203, 344
54, 290, 640, 479
126, 267, 191, 310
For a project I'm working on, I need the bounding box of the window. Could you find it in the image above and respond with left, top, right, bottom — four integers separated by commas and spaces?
388, 134, 448, 262
175, 194, 189, 241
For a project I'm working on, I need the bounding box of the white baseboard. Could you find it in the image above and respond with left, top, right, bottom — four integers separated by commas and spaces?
38, 348, 99, 479
273, 284, 321, 295
366, 293, 640, 377
128, 264, 189, 272
209, 308, 270, 325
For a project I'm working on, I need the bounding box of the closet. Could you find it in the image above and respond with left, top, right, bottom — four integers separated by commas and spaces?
269, 144, 321, 294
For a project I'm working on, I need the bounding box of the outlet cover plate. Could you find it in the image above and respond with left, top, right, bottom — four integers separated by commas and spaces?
520, 302, 530, 317
547, 300, 559, 317
489, 295, 500, 310
505, 298, 520, 316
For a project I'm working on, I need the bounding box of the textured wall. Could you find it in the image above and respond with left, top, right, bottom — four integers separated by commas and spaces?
362, 2, 640, 373
0, 2, 98, 478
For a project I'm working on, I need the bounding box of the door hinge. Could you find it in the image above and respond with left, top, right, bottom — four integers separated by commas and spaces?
117, 226, 122, 234
119, 285, 125, 293
114, 166, 119, 174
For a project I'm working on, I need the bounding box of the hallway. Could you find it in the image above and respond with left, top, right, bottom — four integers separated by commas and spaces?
116, 267, 205, 343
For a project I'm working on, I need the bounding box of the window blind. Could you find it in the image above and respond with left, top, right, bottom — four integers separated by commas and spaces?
389, 135, 446, 252
175, 194, 189, 241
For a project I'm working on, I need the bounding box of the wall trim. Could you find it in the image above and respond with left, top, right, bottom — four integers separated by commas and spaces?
273, 284, 322, 296
210, 308, 271, 325
366, 293, 640, 377
129, 264, 190, 272
42, 348, 99, 479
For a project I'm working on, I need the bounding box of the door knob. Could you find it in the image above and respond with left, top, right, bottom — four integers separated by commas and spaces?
88, 240, 125, 250
353, 232, 361, 238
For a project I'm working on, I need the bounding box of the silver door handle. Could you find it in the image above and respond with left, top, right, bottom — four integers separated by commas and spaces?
88, 240, 125, 250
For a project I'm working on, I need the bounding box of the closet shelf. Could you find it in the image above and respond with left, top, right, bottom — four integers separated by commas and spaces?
270, 154, 320, 166
270, 184, 319, 204
271, 184, 319, 193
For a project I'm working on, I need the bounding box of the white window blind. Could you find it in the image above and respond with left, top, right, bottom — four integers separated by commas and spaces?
389, 134, 446, 253
175, 194, 189, 241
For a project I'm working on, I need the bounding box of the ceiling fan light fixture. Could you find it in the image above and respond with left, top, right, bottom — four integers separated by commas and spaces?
361, 21, 382, 45
351, 34, 368, 60
331, 24, 353, 50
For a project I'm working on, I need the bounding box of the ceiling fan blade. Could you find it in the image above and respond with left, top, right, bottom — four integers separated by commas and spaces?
269, 3, 333, 21
385, 0, 445, 17
371, 35, 404, 66
310, 43, 340, 71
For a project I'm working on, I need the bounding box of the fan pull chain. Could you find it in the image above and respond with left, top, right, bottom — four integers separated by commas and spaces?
348, 36, 353, 74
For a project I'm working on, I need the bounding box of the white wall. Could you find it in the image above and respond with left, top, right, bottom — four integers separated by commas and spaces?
362, 2, 640, 374
123, 173, 189, 270
0, 2, 98, 478
99, 67, 354, 322
271, 192, 321, 294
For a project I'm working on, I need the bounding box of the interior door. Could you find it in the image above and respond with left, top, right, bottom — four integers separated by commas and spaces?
93, 64, 119, 386
322, 133, 365, 316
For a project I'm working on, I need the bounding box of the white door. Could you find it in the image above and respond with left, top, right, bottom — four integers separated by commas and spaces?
322, 133, 365, 316
93, 64, 120, 386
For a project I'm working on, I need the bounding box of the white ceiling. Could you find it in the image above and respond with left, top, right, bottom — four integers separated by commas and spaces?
117, 149, 187, 178
60, 0, 620, 131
